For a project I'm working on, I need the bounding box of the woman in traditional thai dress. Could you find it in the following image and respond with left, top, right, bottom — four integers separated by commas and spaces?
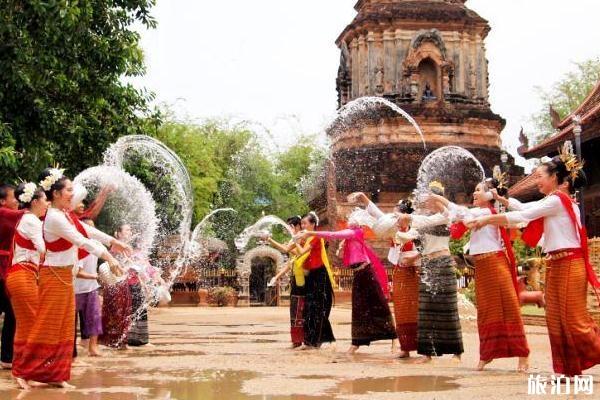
469, 146, 600, 376
355, 192, 421, 358
100, 223, 135, 349
265, 216, 305, 348
295, 212, 336, 349
299, 209, 396, 354
17, 168, 129, 388
398, 182, 464, 364
429, 174, 530, 372
5, 183, 47, 389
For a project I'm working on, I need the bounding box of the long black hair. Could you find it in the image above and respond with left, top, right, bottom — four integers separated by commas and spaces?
303, 211, 319, 227
541, 156, 587, 193
14, 183, 45, 210
286, 215, 302, 229
38, 168, 69, 201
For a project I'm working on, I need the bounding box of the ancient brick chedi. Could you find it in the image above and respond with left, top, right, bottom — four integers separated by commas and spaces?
317, 0, 516, 233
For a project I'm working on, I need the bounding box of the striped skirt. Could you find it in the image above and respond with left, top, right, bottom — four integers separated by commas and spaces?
5, 263, 39, 377
474, 252, 529, 361
128, 283, 149, 346
15, 267, 75, 382
289, 275, 305, 346
417, 255, 464, 356
546, 254, 600, 376
392, 265, 419, 352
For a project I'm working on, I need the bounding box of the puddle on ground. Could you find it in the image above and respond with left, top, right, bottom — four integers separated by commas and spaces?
0, 369, 460, 400
335, 375, 460, 394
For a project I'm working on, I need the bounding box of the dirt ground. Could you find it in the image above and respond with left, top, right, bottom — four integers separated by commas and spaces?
0, 305, 598, 399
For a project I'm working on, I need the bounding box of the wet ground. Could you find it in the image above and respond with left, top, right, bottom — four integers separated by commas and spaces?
0, 306, 598, 399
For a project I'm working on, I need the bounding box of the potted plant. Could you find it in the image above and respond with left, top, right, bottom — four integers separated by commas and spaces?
207, 287, 237, 307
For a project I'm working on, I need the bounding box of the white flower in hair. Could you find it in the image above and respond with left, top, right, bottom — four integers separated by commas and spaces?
309, 211, 320, 226
18, 182, 37, 204
40, 168, 65, 191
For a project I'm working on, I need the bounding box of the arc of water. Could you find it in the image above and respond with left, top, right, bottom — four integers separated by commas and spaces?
415, 145, 486, 193
328, 96, 427, 150
235, 215, 296, 251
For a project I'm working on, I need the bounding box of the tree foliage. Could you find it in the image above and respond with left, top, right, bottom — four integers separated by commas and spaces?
148, 119, 323, 256
0, 0, 160, 183
530, 57, 600, 143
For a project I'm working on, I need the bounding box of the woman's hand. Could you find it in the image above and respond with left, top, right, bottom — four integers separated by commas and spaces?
110, 239, 132, 256
106, 254, 124, 277
466, 216, 490, 231
347, 192, 370, 206
396, 213, 411, 228
295, 230, 311, 240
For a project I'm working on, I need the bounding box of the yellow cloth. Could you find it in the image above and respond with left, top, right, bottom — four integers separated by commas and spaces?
293, 237, 336, 290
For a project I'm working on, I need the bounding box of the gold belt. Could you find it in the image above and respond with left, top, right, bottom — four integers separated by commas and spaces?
472, 251, 504, 262
546, 250, 580, 261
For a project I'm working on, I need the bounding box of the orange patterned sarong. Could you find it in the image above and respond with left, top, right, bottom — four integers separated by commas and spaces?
5, 262, 39, 377
474, 252, 529, 361
15, 266, 75, 382
392, 265, 419, 352
546, 255, 600, 376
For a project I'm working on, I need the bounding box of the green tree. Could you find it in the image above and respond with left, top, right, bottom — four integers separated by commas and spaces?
530, 57, 600, 143
0, 0, 160, 183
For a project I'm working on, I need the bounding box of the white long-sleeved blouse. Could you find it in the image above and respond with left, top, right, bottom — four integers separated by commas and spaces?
12, 213, 45, 265
43, 208, 112, 267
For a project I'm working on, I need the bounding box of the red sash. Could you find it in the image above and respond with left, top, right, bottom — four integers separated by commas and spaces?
7, 213, 28, 268
488, 206, 519, 293
522, 192, 600, 290
391, 227, 415, 252
43, 210, 90, 260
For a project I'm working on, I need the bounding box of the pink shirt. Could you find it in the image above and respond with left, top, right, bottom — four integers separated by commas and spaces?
313, 228, 370, 267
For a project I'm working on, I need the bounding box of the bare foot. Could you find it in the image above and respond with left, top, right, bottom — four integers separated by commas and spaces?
15, 377, 31, 390
398, 351, 411, 359
517, 357, 529, 373
477, 359, 492, 371
88, 349, 102, 357
0, 362, 12, 369
347, 345, 359, 355
451, 354, 462, 364
413, 356, 432, 364
297, 344, 318, 351
49, 381, 75, 389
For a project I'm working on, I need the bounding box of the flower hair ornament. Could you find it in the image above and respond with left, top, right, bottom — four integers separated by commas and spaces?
309, 211, 320, 227
428, 180, 445, 194
18, 182, 38, 204
558, 140, 584, 181
492, 165, 508, 190
40, 167, 65, 191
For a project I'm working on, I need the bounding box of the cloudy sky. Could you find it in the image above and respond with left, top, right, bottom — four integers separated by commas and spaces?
134, 0, 600, 167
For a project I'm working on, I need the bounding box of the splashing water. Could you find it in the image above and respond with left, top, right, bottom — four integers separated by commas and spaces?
327, 96, 427, 150
74, 166, 159, 255
103, 135, 194, 286
235, 215, 295, 251
414, 145, 485, 203
104, 135, 194, 245
185, 208, 237, 263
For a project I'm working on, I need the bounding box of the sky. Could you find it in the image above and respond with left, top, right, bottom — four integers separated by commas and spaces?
134, 0, 600, 168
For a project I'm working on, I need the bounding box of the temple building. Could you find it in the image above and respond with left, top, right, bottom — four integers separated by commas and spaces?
311, 0, 522, 259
